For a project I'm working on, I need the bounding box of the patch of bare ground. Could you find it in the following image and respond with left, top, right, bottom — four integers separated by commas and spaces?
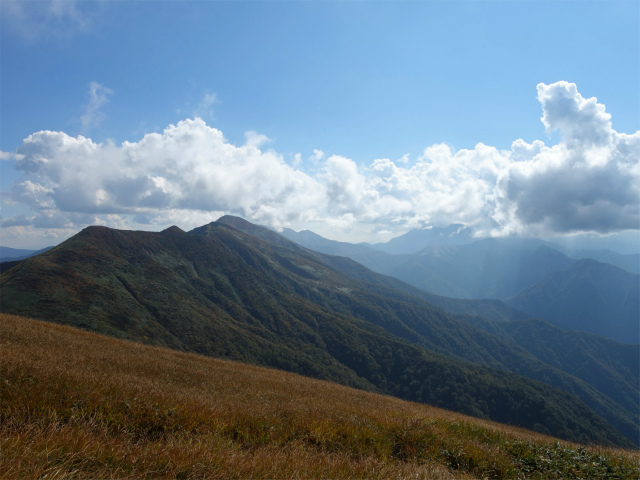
1, 314, 637, 479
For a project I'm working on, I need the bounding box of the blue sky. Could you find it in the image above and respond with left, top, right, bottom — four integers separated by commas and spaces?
1, 0, 639, 248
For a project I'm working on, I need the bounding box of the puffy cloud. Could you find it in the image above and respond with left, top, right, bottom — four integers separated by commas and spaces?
487, 83, 639, 236
490, 131, 640, 236
537, 81, 612, 148
3, 82, 638, 244
10, 118, 326, 233
365, 142, 508, 229
322, 155, 366, 215
11, 181, 55, 209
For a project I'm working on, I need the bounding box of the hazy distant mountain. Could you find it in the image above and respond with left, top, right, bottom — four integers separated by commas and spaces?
1, 216, 637, 446
0, 245, 53, 262
507, 259, 640, 344
381, 240, 576, 299
255, 222, 527, 323
543, 232, 640, 256
565, 249, 640, 274
280, 228, 369, 255
280, 226, 640, 334
280, 228, 401, 273
282, 227, 587, 299
370, 224, 475, 254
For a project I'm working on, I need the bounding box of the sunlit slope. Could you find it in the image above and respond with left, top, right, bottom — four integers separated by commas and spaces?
0, 221, 635, 446
1, 314, 638, 480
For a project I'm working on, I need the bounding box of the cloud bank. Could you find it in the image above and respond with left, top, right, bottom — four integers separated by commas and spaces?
2, 82, 638, 244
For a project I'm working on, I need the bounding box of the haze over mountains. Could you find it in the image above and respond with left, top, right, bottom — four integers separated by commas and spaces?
281, 226, 639, 344
0, 246, 54, 262
1, 216, 638, 448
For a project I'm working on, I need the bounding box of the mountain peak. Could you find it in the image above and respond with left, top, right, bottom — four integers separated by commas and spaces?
161, 226, 185, 235
215, 215, 253, 228
372, 224, 476, 254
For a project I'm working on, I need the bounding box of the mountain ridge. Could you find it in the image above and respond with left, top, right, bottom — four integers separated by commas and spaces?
507, 258, 640, 343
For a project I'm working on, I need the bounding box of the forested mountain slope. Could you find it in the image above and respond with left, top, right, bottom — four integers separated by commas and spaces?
507, 259, 639, 343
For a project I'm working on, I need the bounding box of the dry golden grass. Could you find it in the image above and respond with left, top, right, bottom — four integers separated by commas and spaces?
1, 313, 637, 479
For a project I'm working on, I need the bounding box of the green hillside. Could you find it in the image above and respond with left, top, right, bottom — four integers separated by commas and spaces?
459, 315, 639, 426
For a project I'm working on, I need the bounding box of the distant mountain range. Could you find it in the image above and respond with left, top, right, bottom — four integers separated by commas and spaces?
508, 259, 639, 342
369, 224, 476, 254
0, 245, 53, 262
1, 216, 637, 447
281, 228, 639, 343
565, 249, 639, 274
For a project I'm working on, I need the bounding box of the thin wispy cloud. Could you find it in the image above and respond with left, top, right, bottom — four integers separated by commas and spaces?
80, 82, 113, 133
1, 0, 98, 43
194, 92, 218, 120
177, 91, 218, 122
0, 152, 24, 162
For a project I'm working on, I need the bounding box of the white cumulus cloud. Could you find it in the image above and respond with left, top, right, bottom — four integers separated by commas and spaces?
488, 82, 639, 236
10, 119, 326, 233
3, 82, 638, 244
537, 81, 612, 148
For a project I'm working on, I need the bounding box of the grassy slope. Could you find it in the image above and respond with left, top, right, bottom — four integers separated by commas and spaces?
1, 314, 638, 480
